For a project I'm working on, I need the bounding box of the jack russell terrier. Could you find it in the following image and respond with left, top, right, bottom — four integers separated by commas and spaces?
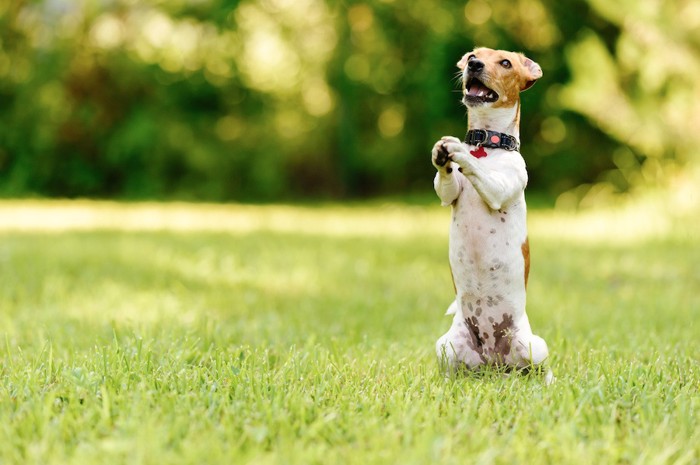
432, 47, 550, 376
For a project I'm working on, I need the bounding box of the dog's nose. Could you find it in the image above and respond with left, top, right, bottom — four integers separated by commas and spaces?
468, 59, 484, 73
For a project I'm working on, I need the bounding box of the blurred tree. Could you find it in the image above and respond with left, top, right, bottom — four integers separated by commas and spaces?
0, 0, 697, 204
559, 0, 700, 207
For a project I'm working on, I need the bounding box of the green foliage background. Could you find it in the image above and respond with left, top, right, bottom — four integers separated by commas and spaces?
1, 0, 698, 202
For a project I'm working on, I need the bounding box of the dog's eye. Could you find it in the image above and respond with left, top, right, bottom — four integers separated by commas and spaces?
500, 59, 512, 69
467, 54, 476, 61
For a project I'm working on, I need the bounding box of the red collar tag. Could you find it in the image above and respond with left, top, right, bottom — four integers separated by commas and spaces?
470, 146, 488, 158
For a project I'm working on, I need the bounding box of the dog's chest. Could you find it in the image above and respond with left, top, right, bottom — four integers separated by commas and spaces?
448, 175, 528, 302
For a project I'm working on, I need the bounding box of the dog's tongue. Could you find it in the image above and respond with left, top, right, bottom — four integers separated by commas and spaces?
467, 81, 490, 97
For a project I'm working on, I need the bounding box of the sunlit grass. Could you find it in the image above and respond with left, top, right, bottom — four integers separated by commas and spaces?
0, 196, 695, 242
1, 200, 698, 464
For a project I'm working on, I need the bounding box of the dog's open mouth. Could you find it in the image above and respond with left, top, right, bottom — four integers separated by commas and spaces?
465, 77, 499, 103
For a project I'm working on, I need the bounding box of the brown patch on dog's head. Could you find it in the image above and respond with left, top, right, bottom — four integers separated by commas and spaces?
458, 47, 542, 109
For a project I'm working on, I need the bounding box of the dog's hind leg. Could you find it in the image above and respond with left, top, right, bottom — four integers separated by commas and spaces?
510, 333, 554, 384
514, 333, 549, 366
436, 302, 484, 372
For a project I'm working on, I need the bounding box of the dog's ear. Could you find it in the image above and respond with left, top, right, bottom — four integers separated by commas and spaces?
520, 56, 542, 91
457, 54, 470, 70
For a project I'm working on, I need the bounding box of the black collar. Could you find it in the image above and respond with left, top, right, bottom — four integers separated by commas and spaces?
465, 129, 520, 152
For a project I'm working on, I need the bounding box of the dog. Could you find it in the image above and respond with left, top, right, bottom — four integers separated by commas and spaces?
431, 47, 550, 377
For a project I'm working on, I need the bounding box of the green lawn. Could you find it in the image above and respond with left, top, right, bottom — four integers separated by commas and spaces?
1, 200, 698, 464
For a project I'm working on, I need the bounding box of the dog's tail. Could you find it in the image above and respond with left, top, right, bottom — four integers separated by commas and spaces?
444, 299, 459, 316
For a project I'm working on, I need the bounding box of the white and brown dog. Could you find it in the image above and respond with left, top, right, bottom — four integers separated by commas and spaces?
432, 47, 550, 375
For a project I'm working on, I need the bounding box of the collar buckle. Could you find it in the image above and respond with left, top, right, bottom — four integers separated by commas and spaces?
467, 129, 488, 147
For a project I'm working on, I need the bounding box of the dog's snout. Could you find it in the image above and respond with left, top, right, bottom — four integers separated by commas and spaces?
468, 59, 484, 73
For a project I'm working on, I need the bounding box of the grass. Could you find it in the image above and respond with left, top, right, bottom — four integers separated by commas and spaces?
0, 199, 698, 465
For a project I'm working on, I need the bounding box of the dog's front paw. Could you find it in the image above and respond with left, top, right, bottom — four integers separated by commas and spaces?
440, 136, 467, 156
440, 137, 471, 171
432, 140, 451, 168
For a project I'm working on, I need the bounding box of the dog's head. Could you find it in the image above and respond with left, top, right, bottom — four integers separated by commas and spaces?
457, 48, 542, 109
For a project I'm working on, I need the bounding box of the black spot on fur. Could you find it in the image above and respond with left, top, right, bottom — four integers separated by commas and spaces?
492, 313, 515, 359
